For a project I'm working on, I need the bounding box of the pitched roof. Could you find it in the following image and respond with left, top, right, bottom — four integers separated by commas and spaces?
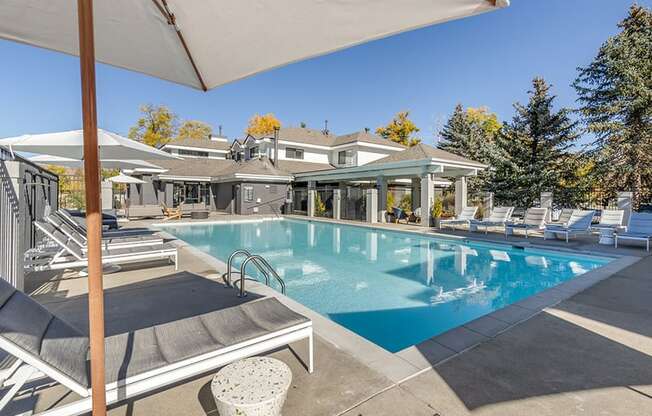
216, 157, 291, 177
161, 137, 230, 151
367, 143, 485, 167
277, 160, 334, 174
149, 158, 233, 177
247, 127, 336, 146
333, 131, 405, 149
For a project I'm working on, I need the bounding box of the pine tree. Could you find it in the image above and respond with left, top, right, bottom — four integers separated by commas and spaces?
573, 5, 652, 207
489, 78, 579, 208
438, 104, 501, 194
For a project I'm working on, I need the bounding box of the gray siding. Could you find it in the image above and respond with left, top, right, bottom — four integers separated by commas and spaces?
236, 182, 289, 215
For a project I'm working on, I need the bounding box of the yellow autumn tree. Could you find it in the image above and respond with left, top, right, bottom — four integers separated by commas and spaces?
376, 111, 421, 147
177, 120, 213, 141
128, 104, 179, 147
245, 113, 281, 136
466, 107, 502, 140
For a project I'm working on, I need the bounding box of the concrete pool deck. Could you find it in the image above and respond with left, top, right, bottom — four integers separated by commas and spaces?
5, 213, 652, 415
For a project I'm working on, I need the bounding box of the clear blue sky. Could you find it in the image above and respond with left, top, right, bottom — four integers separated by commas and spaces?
0, 0, 647, 145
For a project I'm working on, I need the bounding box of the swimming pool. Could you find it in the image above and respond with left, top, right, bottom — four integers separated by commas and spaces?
161, 218, 611, 352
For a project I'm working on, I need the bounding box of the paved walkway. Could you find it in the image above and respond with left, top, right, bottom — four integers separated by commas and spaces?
6, 214, 651, 415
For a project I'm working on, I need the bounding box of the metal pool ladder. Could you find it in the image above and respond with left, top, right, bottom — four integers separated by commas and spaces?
225, 249, 286, 297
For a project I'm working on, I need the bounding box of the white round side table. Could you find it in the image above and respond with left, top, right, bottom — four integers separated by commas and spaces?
211, 357, 292, 416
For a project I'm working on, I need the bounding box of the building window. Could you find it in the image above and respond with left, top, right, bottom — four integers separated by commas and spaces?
338, 150, 354, 166
243, 185, 254, 202
285, 147, 304, 160
173, 183, 209, 206
178, 148, 209, 158
248, 146, 259, 159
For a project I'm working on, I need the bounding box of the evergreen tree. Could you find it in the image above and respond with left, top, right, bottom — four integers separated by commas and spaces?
438, 104, 501, 194
573, 5, 652, 207
489, 78, 579, 208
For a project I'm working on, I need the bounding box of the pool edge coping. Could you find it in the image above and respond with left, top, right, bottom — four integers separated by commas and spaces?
153, 221, 642, 385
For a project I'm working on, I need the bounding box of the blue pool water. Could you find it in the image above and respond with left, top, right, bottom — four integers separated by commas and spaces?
161, 219, 610, 352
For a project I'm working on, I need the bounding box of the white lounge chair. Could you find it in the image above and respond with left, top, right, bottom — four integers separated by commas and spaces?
550, 208, 574, 226
439, 206, 478, 230
0, 278, 313, 416
46, 214, 163, 251
469, 206, 514, 234
505, 207, 548, 238
27, 222, 178, 272
591, 209, 625, 232
544, 210, 596, 243
615, 212, 652, 251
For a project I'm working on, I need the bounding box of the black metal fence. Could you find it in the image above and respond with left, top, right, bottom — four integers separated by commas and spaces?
0, 146, 59, 289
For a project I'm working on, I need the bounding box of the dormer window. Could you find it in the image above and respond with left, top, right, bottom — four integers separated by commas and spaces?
338, 150, 354, 166
285, 147, 304, 160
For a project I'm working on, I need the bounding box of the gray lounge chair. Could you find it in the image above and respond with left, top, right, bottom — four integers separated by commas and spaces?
615, 212, 652, 251
544, 210, 595, 243
439, 206, 478, 230
46, 214, 163, 251
27, 222, 178, 272
56, 209, 153, 239
505, 207, 548, 238
0, 278, 313, 416
469, 206, 514, 234
591, 209, 625, 232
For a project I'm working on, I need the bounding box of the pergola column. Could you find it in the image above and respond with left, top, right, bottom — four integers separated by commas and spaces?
420, 173, 434, 228
307, 181, 316, 217
454, 177, 467, 215
617, 191, 633, 225
377, 176, 388, 223
366, 188, 378, 223
333, 188, 341, 220
540, 191, 553, 223
411, 178, 421, 211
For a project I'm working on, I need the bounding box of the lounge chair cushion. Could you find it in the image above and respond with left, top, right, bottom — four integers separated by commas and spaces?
103, 297, 308, 384
0, 279, 90, 388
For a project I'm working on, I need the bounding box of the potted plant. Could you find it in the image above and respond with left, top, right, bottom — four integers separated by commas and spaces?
431, 197, 443, 228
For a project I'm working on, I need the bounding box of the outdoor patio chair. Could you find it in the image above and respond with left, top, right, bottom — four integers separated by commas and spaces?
408, 207, 421, 224
391, 207, 408, 224
615, 212, 652, 251
161, 203, 182, 221
504, 207, 548, 238
591, 209, 625, 232
544, 210, 596, 243
547, 208, 574, 226
469, 206, 515, 234
46, 214, 163, 251
56, 209, 153, 239
26, 222, 178, 272
439, 206, 478, 230
0, 278, 313, 416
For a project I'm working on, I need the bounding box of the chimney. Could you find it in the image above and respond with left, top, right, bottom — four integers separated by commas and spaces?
218, 125, 223, 136
273, 127, 280, 167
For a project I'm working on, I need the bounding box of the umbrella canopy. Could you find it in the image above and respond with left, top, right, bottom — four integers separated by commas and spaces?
106, 172, 146, 184
0, 0, 509, 90
0, 1, 509, 415
28, 154, 165, 170
1, 129, 178, 160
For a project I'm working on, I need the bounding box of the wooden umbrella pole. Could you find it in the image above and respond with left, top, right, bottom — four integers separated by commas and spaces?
77, 0, 107, 414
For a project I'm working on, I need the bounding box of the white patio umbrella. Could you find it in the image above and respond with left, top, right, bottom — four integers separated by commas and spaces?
106, 172, 145, 184
0, 1, 509, 414
28, 154, 164, 171
2, 129, 175, 160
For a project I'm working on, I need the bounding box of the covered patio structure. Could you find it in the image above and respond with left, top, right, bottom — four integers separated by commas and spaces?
295, 144, 486, 227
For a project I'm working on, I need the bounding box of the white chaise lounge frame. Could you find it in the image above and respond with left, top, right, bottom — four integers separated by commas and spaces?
46, 215, 163, 251
0, 322, 313, 416
27, 222, 178, 272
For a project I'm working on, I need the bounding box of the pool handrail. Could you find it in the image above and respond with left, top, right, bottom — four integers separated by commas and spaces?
238, 254, 286, 297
